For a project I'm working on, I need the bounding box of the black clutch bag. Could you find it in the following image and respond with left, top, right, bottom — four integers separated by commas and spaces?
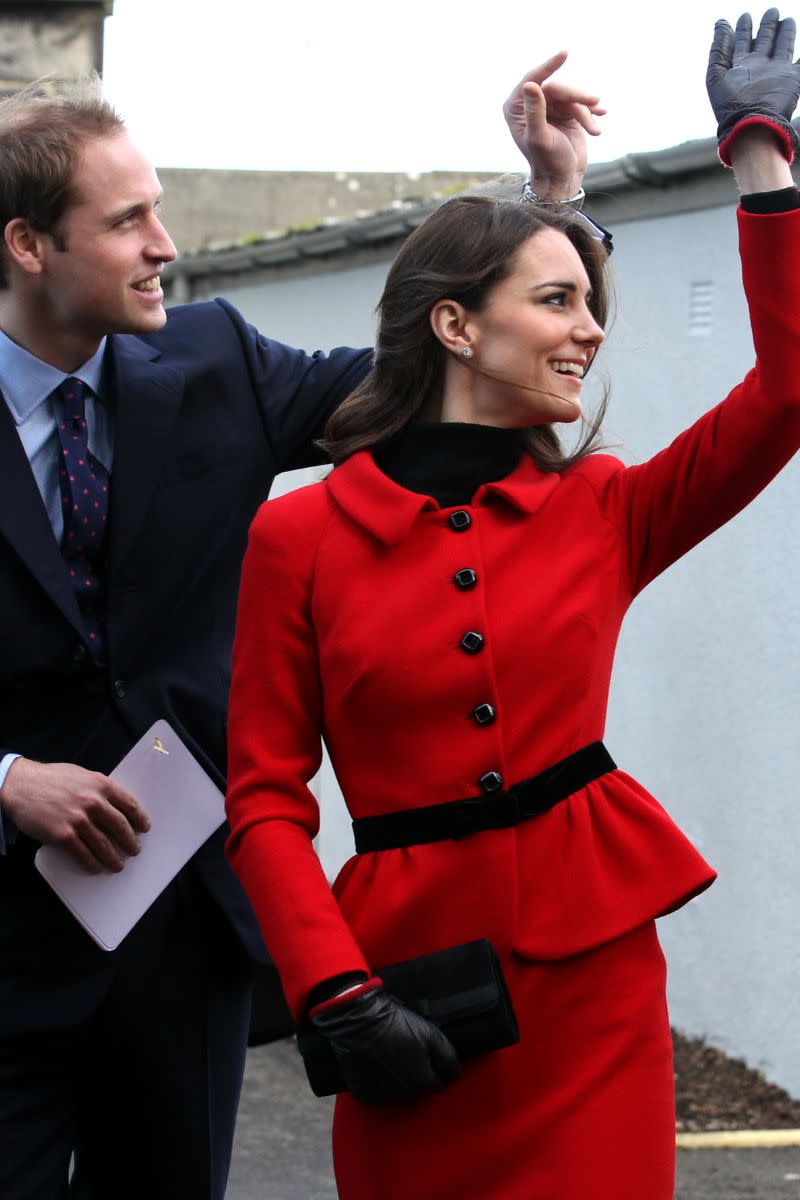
296, 938, 519, 1097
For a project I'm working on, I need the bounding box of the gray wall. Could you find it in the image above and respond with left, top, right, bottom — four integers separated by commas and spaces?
215, 199, 800, 1096
216, 260, 385, 352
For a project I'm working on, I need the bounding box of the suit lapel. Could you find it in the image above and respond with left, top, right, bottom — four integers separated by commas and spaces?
0, 392, 86, 635
0, 336, 185, 649
106, 333, 185, 584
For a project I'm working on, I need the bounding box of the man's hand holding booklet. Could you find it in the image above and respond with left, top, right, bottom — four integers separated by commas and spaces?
34, 720, 225, 950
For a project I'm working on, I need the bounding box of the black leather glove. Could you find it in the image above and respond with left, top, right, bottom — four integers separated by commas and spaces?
707, 8, 800, 163
309, 980, 462, 1105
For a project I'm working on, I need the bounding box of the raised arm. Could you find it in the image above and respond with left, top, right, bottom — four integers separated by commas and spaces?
707, 6, 800, 181
595, 9, 800, 595
502, 51, 605, 202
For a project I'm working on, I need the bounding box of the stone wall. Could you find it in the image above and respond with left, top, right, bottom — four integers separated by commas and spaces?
0, 2, 110, 95
157, 167, 498, 253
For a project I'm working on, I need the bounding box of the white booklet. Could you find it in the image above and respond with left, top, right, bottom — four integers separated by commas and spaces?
34, 719, 226, 951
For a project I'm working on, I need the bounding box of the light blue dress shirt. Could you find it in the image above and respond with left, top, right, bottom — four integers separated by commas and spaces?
0, 330, 111, 839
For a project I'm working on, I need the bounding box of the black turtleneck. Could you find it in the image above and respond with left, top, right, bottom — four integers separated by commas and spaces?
373, 421, 524, 507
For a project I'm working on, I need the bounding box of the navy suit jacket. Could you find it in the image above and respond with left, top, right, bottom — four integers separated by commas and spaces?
0, 298, 370, 1004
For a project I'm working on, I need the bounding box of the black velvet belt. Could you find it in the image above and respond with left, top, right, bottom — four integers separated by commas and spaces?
352, 741, 616, 853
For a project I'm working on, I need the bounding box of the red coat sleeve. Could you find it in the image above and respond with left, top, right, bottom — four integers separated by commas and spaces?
586, 208, 800, 595
225, 487, 370, 1020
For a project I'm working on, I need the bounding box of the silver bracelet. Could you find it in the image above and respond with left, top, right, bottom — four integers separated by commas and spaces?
520, 179, 586, 211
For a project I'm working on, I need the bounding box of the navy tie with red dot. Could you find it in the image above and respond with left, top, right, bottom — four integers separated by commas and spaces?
55, 377, 109, 657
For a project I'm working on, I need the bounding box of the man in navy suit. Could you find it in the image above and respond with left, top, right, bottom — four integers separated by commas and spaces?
0, 63, 598, 1199
0, 82, 374, 1200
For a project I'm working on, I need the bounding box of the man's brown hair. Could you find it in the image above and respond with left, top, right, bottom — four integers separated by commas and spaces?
0, 76, 124, 285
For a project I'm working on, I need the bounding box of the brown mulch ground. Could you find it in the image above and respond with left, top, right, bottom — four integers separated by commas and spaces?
673, 1029, 800, 1131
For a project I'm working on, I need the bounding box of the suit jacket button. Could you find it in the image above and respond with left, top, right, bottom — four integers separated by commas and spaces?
479, 770, 503, 793
72, 643, 88, 664
473, 703, 496, 726
112, 679, 127, 699
454, 568, 478, 590
460, 631, 484, 654
449, 510, 471, 531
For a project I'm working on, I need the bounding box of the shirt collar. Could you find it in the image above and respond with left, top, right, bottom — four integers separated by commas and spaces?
327, 449, 562, 546
0, 330, 107, 425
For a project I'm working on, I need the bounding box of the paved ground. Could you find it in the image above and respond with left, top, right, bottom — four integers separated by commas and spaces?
228, 1040, 800, 1199
229, 1040, 336, 1200
676, 1149, 800, 1199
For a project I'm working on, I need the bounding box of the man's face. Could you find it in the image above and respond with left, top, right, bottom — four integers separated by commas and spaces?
38, 131, 176, 352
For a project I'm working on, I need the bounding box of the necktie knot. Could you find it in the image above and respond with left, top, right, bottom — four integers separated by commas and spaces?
58, 377, 89, 427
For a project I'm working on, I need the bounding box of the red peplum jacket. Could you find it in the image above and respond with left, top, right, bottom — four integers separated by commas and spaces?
226, 209, 800, 1022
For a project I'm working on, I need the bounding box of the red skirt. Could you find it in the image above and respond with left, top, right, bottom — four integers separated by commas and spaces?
331, 921, 675, 1199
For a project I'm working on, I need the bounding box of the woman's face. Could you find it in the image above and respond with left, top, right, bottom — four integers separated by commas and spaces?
444, 228, 605, 428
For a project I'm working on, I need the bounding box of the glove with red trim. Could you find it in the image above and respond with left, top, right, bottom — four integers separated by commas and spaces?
309, 978, 462, 1106
707, 8, 800, 164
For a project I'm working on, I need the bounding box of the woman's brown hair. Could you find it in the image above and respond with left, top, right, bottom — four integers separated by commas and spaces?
320, 193, 611, 471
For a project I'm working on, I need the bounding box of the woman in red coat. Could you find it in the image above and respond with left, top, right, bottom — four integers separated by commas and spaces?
226, 14, 800, 1199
